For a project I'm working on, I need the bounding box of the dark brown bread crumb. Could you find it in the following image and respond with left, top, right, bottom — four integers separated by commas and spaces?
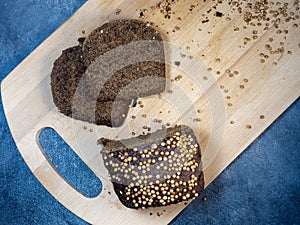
82, 19, 165, 102
50, 19, 166, 127
50, 45, 131, 127
94, 100, 131, 127
50, 46, 86, 116
71, 99, 131, 127
215, 11, 223, 17
99, 125, 204, 209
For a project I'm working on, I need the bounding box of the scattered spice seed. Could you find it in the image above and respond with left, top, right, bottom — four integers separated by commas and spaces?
139, 11, 145, 18
240, 85, 245, 89
215, 11, 223, 17
175, 75, 183, 81
228, 103, 233, 107
202, 18, 209, 23
203, 76, 208, 80
116, 9, 121, 15
131, 99, 137, 107
246, 125, 252, 129
260, 115, 265, 119
244, 79, 248, 83
202, 196, 207, 201
153, 119, 158, 123
230, 121, 235, 124
175, 61, 181, 66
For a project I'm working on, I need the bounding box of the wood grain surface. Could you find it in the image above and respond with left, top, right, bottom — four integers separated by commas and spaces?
1, 0, 299, 224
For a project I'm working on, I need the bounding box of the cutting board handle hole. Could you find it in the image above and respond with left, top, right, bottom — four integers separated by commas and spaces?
38, 127, 102, 198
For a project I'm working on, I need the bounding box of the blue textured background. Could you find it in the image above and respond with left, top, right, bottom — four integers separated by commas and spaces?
0, 1, 299, 224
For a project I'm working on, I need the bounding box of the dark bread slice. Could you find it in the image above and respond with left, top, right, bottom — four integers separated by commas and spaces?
82, 19, 166, 102
82, 19, 164, 67
50, 46, 131, 127
86, 62, 166, 102
50, 46, 86, 116
50, 19, 166, 127
100, 125, 204, 209
70, 98, 131, 127
94, 100, 131, 127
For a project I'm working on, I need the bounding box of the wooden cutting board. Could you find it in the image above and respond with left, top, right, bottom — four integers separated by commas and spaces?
1, 0, 299, 224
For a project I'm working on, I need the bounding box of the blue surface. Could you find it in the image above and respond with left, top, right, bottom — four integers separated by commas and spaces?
39, 128, 102, 198
0, 1, 299, 224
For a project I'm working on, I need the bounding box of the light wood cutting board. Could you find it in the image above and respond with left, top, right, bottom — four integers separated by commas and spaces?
1, 0, 299, 224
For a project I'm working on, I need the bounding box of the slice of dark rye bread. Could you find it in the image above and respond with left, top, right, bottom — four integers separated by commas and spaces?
81, 19, 166, 102
99, 125, 205, 209
50, 19, 166, 127
50, 45, 131, 127
50, 46, 86, 116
